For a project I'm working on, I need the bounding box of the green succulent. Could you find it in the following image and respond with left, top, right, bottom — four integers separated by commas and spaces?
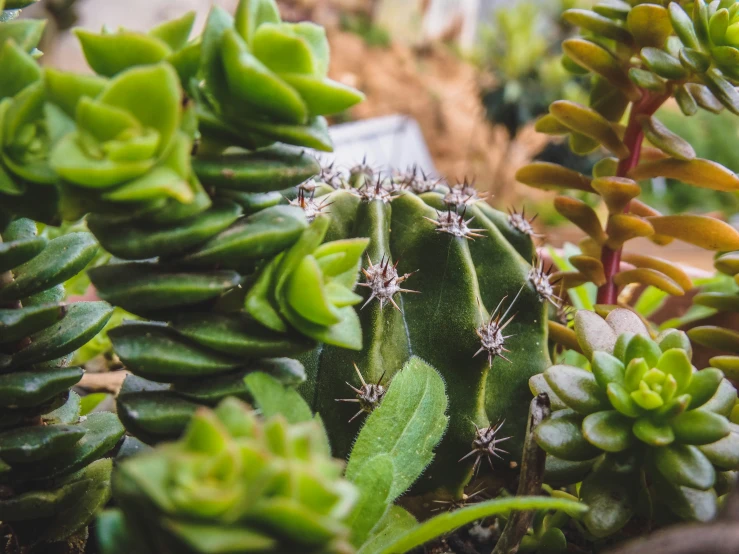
532, 308, 739, 537
98, 397, 357, 554
290, 167, 551, 497
0, 218, 123, 552
689, 250, 739, 377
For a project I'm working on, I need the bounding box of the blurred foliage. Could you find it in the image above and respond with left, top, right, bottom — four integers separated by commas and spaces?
641, 107, 739, 217
340, 12, 390, 48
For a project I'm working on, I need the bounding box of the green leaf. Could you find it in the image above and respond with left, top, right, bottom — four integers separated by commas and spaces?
591, 351, 625, 389
580, 471, 635, 538
627, 4, 672, 47
640, 47, 689, 79
0, 233, 98, 303
234, 0, 281, 44
149, 11, 196, 51
656, 349, 693, 392
671, 409, 730, 445
582, 411, 633, 452
607, 382, 643, 417
0, 40, 41, 99
251, 23, 317, 74
74, 30, 171, 77
0, 425, 85, 463
534, 409, 600, 461
669, 3, 701, 50
652, 444, 716, 490
698, 425, 739, 470
345, 453, 394, 547
686, 367, 725, 409
544, 365, 609, 414
376, 497, 587, 554
346, 357, 448, 500
637, 115, 695, 160
44, 68, 107, 119
633, 417, 674, 446
166, 521, 277, 553
280, 74, 365, 115
357, 506, 417, 554
9, 302, 113, 368
243, 371, 313, 423
80, 393, 109, 416
0, 303, 63, 345
623, 335, 661, 367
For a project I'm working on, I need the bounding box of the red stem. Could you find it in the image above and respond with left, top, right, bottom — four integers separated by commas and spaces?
596, 91, 669, 305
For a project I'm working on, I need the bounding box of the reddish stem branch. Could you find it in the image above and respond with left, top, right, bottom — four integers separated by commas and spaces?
596, 91, 669, 305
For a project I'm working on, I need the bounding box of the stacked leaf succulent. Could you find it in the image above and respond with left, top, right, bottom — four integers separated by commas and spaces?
516, 0, 739, 319
29, 0, 367, 444
532, 308, 739, 537
98, 397, 358, 554
279, 168, 552, 496
689, 250, 739, 379
0, 217, 123, 551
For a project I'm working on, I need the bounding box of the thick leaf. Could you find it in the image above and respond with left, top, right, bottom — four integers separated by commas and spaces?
544, 365, 609, 415
669, 3, 700, 50
645, 215, 739, 251
0, 367, 82, 408
671, 409, 730, 445
582, 410, 633, 452
628, 4, 672, 47
549, 100, 629, 159
591, 176, 640, 214
534, 409, 600, 461
0, 236, 46, 273
563, 9, 632, 43
74, 30, 171, 77
574, 310, 618, 359
376, 497, 587, 554
606, 214, 655, 249
630, 158, 739, 192
346, 357, 448, 500
0, 304, 64, 345
166, 521, 277, 553
614, 268, 684, 296
652, 444, 715, 490
0, 425, 85, 463
554, 196, 606, 244
640, 47, 688, 79
621, 252, 693, 292
688, 326, 739, 354
0, 233, 98, 302
562, 39, 639, 100
516, 162, 594, 193
637, 115, 695, 160
109, 323, 242, 381
117, 389, 199, 444
243, 371, 313, 423
580, 471, 635, 538
9, 302, 113, 368
698, 425, 739, 470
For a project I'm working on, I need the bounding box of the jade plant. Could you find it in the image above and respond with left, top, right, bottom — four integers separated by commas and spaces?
516, 0, 739, 320
98, 359, 585, 554
531, 307, 739, 536
273, 167, 556, 497
0, 217, 124, 552
25, 0, 368, 444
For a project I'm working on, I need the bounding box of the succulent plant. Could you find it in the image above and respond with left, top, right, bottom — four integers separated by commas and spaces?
98, 397, 358, 554
689, 250, 739, 380
268, 167, 552, 496
35, 0, 368, 445
0, 218, 123, 552
531, 308, 739, 537
516, 0, 739, 316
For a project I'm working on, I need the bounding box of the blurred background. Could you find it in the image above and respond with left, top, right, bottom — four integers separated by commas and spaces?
23, 0, 739, 272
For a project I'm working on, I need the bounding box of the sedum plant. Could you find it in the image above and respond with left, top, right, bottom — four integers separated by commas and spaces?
532, 307, 739, 537
0, 217, 123, 552
97, 360, 585, 554
26, 0, 367, 444
689, 250, 739, 378
516, 0, 739, 319
280, 167, 553, 496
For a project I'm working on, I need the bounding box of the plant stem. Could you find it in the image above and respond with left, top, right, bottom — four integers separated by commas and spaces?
596, 91, 669, 305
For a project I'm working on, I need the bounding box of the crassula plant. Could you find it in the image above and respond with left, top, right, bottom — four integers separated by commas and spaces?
516, 0, 739, 323
532, 308, 739, 537
293, 167, 553, 496
0, 217, 123, 552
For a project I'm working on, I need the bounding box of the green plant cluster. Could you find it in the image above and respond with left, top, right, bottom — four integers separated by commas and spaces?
516, 0, 739, 310
0, 217, 123, 552
532, 308, 739, 536
98, 359, 586, 554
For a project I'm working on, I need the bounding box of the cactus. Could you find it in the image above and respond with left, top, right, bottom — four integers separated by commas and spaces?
0, 218, 122, 552
98, 397, 358, 554
532, 308, 739, 537
689, 251, 739, 381
255, 169, 552, 495
37, 0, 366, 444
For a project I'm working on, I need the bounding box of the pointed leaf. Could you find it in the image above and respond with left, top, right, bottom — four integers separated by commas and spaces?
550, 100, 630, 159
243, 371, 313, 424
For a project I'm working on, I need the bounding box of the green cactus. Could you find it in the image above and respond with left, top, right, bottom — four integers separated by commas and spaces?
689, 251, 739, 380
254, 168, 552, 496
0, 218, 123, 552
98, 397, 358, 554
532, 308, 739, 537
41, 0, 367, 445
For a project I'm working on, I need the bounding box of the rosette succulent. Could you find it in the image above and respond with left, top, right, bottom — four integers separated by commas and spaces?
532, 308, 739, 537
98, 397, 357, 554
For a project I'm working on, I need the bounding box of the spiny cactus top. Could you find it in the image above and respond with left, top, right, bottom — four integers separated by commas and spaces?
99, 397, 357, 554
532, 308, 739, 537
265, 167, 553, 495
0, 218, 123, 551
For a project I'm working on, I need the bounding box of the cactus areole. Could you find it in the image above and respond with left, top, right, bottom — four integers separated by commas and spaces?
286, 170, 552, 495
